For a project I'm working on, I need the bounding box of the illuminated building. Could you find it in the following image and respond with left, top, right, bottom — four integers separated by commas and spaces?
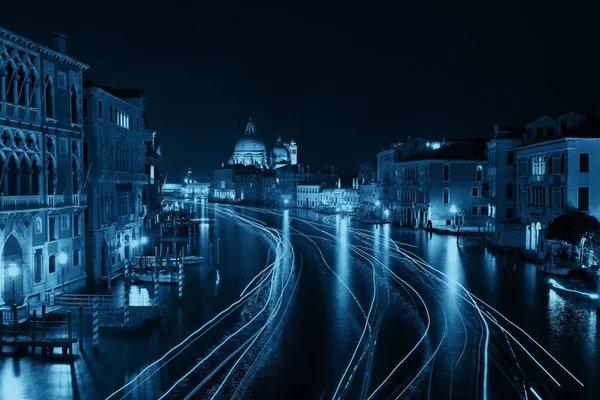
82, 82, 148, 283
0, 29, 88, 305
297, 178, 360, 213
381, 137, 488, 229
486, 111, 600, 250
142, 129, 162, 248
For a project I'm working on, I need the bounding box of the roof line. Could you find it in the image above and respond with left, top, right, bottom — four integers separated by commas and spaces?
0, 27, 89, 70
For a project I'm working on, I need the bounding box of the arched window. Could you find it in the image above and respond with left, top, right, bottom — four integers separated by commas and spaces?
442, 188, 449, 204
45, 76, 54, 118
7, 155, 19, 196
5, 63, 16, 103
29, 70, 38, 108
443, 165, 450, 182
47, 157, 56, 195
70, 85, 78, 124
19, 156, 30, 195
476, 165, 483, 182
17, 67, 27, 106
548, 155, 553, 174
32, 159, 41, 195
49, 254, 56, 274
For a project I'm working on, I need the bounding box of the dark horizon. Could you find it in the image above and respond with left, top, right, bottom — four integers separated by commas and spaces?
2, 1, 600, 179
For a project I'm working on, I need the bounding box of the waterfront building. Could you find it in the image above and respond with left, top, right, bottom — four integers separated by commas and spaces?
296, 183, 321, 208
297, 178, 360, 213
82, 82, 148, 283
0, 29, 88, 305
142, 129, 162, 250
376, 147, 396, 209
382, 137, 488, 229
487, 111, 600, 250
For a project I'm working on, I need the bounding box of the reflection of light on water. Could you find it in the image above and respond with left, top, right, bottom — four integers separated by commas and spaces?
1, 365, 23, 400
216, 270, 220, 286
335, 215, 350, 306
549, 278, 599, 299
129, 286, 152, 306
548, 289, 566, 338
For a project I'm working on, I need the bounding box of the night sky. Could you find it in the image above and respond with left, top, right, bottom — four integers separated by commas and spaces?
2, 1, 600, 179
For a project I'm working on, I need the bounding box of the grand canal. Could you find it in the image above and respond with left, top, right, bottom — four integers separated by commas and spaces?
1, 202, 597, 399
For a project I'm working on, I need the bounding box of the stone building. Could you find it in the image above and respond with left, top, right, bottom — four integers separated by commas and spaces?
0, 29, 88, 306
380, 137, 488, 229
82, 82, 148, 283
486, 111, 600, 250
142, 129, 162, 250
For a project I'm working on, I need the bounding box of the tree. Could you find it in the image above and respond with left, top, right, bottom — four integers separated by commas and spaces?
546, 212, 600, 245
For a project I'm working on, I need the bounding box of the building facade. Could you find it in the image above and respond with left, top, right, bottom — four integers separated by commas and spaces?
82, 83, 148, 283
486, 111, 600, 250
0, 29, 88, 305
142, 129, 162, 251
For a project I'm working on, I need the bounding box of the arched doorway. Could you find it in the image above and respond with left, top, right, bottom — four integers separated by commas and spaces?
2, 235, 24, 305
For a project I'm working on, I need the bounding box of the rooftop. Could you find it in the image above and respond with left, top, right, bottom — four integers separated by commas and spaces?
83, 81, 144, 98
398, 140, 488, 162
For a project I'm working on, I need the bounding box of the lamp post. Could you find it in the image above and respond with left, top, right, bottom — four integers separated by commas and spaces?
58, 252, 68, 292
450, 205, 457, 228
8, 263, 19, 306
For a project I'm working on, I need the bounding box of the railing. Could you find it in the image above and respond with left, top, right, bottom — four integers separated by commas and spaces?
53, 293, 124, 316
47, 194, 65, 208
0, 195, 45, 211
70, 194, 86, 206
1, 303, 30, 324
0, 102, 39, 123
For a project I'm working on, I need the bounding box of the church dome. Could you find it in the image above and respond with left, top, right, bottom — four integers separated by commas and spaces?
235, 137, 267, 153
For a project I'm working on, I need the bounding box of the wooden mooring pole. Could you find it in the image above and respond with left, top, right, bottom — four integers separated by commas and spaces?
178, 262, 184, 304
67, 311, 73, 356
79, 306, 83, 351
32, 310, 37, 356
92, 297, 99, 355
0, 310, 3, 355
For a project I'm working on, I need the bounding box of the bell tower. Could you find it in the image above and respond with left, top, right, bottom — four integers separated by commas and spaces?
288, 138, 298, 165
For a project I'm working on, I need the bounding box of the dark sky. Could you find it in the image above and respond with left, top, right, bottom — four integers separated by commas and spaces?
3, 1, 600, 178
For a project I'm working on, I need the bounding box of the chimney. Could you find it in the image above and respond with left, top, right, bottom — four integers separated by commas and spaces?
53, 32, 67, 54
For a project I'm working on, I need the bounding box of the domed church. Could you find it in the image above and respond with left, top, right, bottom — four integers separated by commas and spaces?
228, 118, 298, 169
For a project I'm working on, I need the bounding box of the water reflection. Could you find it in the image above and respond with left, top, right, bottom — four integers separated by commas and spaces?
335, 215, 350, 309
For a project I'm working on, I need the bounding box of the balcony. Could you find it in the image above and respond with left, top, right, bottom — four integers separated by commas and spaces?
527, 175, 545, 184
0, 195, 45, 211
69, 194, 87, 206
47, 195, 65, 208
0, 102, 40, 124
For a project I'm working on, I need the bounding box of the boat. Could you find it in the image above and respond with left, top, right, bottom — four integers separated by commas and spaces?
362, 219, 390, 225
132, 270, 178, 284
461, 236, 484, 248
537, 264, 571, 276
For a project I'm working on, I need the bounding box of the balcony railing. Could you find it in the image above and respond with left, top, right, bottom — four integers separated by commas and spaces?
0, 102, 40, 123
47, 194, 65, 208
0, 195, 45, 211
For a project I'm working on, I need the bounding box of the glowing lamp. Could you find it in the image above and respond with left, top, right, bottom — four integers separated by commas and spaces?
131, 239, 139, 248
450, 205, 457, 214
375, 200, 381, 207
284, 199, 289, 204
8, 263, 19, 278
141, 237, 148, 245
384, 209, 390, 218
58, 252, 68, 265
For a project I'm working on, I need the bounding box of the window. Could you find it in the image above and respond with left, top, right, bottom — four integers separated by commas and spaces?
49, 217, 57, 241
579, 153, 590, 173
476, 165, 483, 182
34, 248, 43, 284
446, 220, 452, 225
59, 138, 68, 154
45, 75, 54, 118
560, 153, 565, 173
99, 100, 103, 119
73, 214, 80, 236
442, 188, 449, 204
49, 254, 56, 274
506, 183, 513, 199
578, 187, 590, 212
471, 187, 480, 197
548, 156, 553, 174
82, 98, 88, 118
443, 165, 450, 182
548, 185, 553, 207
61, 214, 70, 230
560, 186, 565, 207
506, 208, 514, 220
481, 205, 489, 216
471, 206, 479, 216
73, 249, 81, 267
507, 151, 514, 165
70, 85, 78, 124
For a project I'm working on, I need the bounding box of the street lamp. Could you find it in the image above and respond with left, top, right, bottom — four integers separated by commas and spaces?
8, 263, 19, 306
141, 237, 148, 245
450, 205, 458, 228
58, 252, 68, 292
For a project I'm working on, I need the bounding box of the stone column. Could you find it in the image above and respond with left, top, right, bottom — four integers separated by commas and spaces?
24, 79, 30, 107
0, 72, 6, 103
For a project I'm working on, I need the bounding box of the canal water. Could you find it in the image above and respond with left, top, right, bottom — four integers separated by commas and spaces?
0, 203, 597, 399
